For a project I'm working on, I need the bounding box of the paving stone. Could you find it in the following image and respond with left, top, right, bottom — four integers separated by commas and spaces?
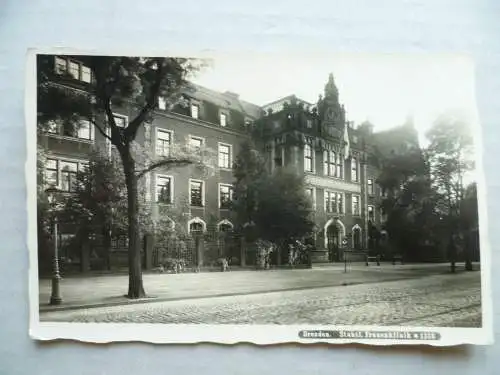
41, 272, 481, 327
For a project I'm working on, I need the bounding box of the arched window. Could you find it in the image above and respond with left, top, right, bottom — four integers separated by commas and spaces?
187, 217, 206, 235
352, 224, 362, 250
217, 219, 234, 233
189, 222, 203, 234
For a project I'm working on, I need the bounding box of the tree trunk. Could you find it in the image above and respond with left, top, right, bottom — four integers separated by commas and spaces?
449, 237, 457, 274
464, 231, 473, 271
80, 225, 91, 273
121, 146, 146, 299
103, 222, 112, 271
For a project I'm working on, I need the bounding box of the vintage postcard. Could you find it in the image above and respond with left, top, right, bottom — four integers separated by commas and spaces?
27, 49, 493, 346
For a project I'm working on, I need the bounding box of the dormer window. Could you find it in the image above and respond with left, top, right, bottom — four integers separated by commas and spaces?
55, 57, 66, 74
54, 56, 92, 83
158, 96, 167, 110
81, 66, 91, 83
220, 113, 227, 127
69, 61, 79, 79
191, 103, 199, 119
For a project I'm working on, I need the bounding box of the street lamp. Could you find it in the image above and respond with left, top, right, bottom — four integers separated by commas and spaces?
45, 187, 62, 305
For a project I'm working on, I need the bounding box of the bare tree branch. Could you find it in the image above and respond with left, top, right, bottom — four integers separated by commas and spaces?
89, 118, 112, 142
125, 59, 165, 142
136, 158, 197, 178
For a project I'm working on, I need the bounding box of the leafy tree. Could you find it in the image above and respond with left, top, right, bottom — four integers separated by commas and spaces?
59, 150, 126, 270
377, 147, 442, 261
37, 55, 208, 298
426, 114, 475, 272
253, 167, 314, 252
232, 142, 313, 264
232, 140, 267, 230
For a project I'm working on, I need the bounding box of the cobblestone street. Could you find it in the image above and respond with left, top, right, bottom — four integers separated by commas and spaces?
40, 270, 481, 327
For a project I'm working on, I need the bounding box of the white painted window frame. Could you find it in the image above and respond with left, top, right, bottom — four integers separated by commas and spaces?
155, 174, 174, 204
218, 183, 233, 209
304, 144, 314, 173
352, 194, 361, 216
218, 142, 233, 169
155, 128, 173, 157
187, 217, 207, 234
189, 178, 205, 207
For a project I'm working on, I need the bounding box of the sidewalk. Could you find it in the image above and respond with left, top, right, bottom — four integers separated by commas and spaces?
38, 263, 472, 313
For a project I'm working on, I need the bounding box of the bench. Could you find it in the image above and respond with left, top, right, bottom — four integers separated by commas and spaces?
392, 254, 404, 265
365, 254, 380, 266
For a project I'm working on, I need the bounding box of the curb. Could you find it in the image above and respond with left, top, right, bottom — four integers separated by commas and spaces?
39, 271, 452, 314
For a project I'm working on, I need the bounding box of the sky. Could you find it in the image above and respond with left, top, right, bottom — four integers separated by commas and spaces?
192, 53, 479, 148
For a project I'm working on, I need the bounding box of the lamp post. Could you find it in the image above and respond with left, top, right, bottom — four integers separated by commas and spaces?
46, 187, 62, 305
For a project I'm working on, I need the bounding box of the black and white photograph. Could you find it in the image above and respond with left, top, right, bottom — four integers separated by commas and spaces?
28, 51, 492, 345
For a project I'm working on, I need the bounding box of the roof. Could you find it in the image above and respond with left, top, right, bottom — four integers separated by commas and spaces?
183, 83, 263, 119
261, 94, 314, 110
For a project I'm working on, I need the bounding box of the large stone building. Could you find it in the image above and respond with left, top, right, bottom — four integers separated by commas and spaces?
254, 74, 386, 262
38, 55, 405, 267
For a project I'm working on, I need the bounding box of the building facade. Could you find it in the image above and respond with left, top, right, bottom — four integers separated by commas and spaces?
38, 55, 391, 267
254, 74, 384, 261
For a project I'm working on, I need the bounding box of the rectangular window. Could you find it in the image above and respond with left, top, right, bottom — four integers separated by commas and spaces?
106, 115, 128, 157
189, 180, 204, 207
306, 119, 313, 129
158, 96, 167, 110
77, 120, 93, 140
156, 175, 172, 204
218, 143, 232, 169
114, 115, 127, 128
190, 136, 203, 156
304, 144, 313, 172
219, 184, 233, 209
351, 157, 358, 182
81, 66, 91, 83
55, 57, 67, 74
60, 161, 79, 192
368, 205, 375, 222
352, 195, 360, 215
156, 129, 172, 157
191, 104, 199, 119
367, 178, 374, 195
325, 191, 343, 214
69, 61, 79, 79
220, 113, 227, 127
45, 159, 58, 186
323, 150, 334, 176
336, 154, 343, 178
329, 151, 336, 176
55, 57, 91, 83
323, 150, 343, 178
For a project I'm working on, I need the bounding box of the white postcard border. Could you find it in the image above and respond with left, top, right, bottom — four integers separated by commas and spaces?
26, 47, 494, 346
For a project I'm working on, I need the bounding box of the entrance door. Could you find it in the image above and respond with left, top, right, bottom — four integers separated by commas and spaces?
327, 225, 339, 262
353, 228, 362, 250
